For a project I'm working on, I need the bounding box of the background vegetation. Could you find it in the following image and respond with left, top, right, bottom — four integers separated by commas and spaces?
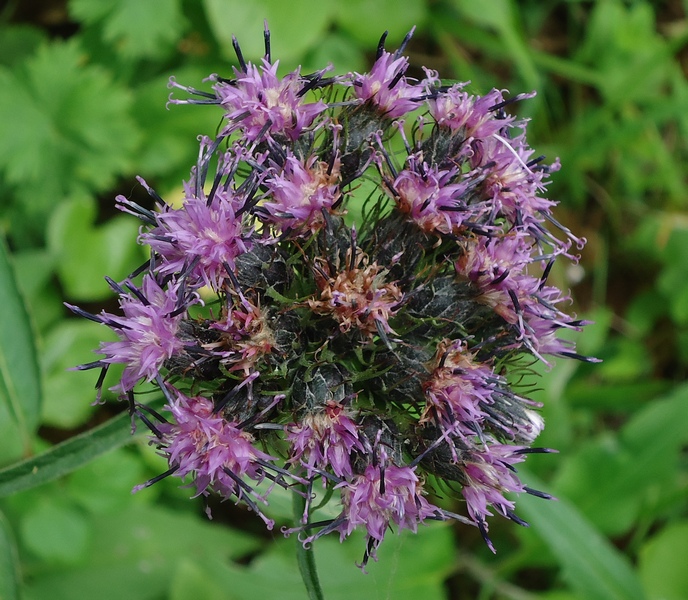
1, 0, 687, 598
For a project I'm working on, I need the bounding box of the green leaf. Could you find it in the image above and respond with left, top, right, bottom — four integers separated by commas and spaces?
198, 524, 455, 600
518, 471, 645, 600
47, 195, 143, 301
24, 503, 260, 600
20, 501, 90, 565
638, 521, 688, 600
69, 0, 186, 59
0, 510, 21, 600
334, 0, 427, 48
554, 384, 688, 535
0, 236, 42, 456
40, 320, 119, 429
203, 0, 336, 63
0, 24, 46, 67
67, 447, 148, 515
170, 559, 228, 600
0, 39, 139, 237
0, 407, 152, 498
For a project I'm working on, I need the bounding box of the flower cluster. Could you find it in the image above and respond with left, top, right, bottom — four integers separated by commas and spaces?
71, 26, 595, 569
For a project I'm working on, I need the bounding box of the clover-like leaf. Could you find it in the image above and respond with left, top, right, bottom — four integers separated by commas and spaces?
0, 39, 140, 238
69, 0, 186, 60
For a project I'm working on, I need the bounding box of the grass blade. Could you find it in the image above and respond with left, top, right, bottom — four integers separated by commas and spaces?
0, 407, 153, 497
518, 471, 645, 600
0, 235, 42, 453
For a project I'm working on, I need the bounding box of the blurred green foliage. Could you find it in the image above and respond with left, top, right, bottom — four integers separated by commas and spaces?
1, 0, 687, 598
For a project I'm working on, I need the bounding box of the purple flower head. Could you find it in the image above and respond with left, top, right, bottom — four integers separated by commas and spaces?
352, 39, 426, 119
389, 155, 476, 234
212, 59, 327, 142
91, 275, 194, 392
287, 401, 364, 479
423, 339, 496, 434
459, 442, 527, 550
74, 27, 595, 566
140, 180, 253, 291
260, 152, 342, 234
159, 387, 278, 527
336, 462, 438, 568
428, 86, 513, 140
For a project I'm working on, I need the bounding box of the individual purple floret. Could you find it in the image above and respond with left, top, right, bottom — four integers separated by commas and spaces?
459, 442, 530, 551
68, 274, 197, 393
214, 59, 328, 141
387, 155, 478, 234
141, 181, 253, 291
423, 340, 496, 434
139, 386, 281, 528
260, 151, 342, 234
287, 401, 364, 479
427, 85, 518, 140
352, 29, 427, 119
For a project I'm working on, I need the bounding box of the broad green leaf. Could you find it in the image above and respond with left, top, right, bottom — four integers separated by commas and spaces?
518, 472, 645, 600
0, 408, 148, 498
0, 510, 20, 600
203, 0, 336, 64
69, 0, 186, 59
20, 501, 90, 565
0, 24, 46, 67
0, 236, 42, 455
638, 521, 688, 600
47, 195, 142, 301
41, 320, 119, 429
9, 251, 62, 333
170, 559, 228, 600
334, 0, 427, 48
554, 384, 688, 535
0, 39, 139, 236
67, 447, 149, 515
23, 503, 260, 600
193, 523, 455, 600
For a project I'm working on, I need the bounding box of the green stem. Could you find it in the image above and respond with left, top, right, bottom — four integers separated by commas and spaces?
293, 487, 325, 600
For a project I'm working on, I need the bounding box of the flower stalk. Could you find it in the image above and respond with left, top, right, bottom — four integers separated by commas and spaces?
293, 484, 325, 600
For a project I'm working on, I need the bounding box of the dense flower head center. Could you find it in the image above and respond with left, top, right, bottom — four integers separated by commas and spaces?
208, 300, 276, 374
